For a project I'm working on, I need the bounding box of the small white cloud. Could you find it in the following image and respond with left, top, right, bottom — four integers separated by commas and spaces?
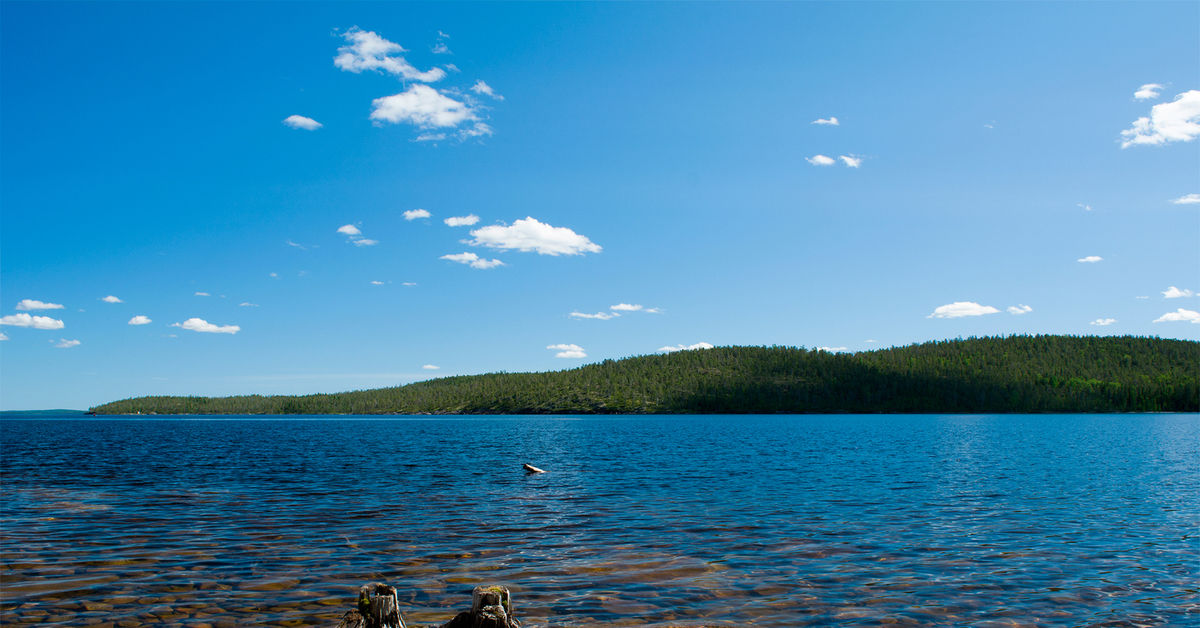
1163, 286, 1196, 298
270, 272, 278, 278
440, 252, 506, 269
171, 318, 240, 334
983, 121, 995, 129
371, 85, 476, 128
432, 43, 451, 55
658, 342, 714, 353
812, 117, 839, 125
283, 115, 322, 130
195, 292, 211, 296
128, 315, 153, 325
1136, 296, 1150, 299
1121, 90, 1200, 148
371, 281, 384, 285
423, 364, 441, 370
610, 303, 642, 311
547, 343, 586, 358
865, 339, 877, 343
1077, 204, 1092, 211
1134, 83, 1163, 100
55, 339, 81, 348
102, 295, 124, 303
0, 332, 7, 340
443, 63, 460, 73
1153, 308, 1200, 324
334, 27, 446, 82
807, 155, 836, 166
337, 224, 362, 236
403, 209, 432, 221
1007, 304, 1033, 315
438, 31, 450, 39
239, 303, 259, 307
927, 302, 1001, 319
1078, 256, 1103, 263
16, 299, 65, 310
468, 217, 601, 256
839, 155, 862, 168
1170, 194, 1200, 204
1090, 318, 1117, 326
643, 308, 662, 314
445, 214, 480, 227
570, 311, 618, 320
352, 239, 379, 246
0, 313, 65, 329
415, 132, 447, 142
403, 282, 417, 286
286, 240, 307, 250
817, 346, 850, 353
470, 80, 504, 100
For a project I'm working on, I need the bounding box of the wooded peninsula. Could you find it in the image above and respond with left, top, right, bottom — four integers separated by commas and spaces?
90, 335, 1198, 415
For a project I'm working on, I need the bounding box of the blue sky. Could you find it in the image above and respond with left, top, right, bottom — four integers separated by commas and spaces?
2, 2, 1197, 411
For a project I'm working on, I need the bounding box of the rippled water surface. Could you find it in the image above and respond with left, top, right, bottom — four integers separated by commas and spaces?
2, 414, 1197, 627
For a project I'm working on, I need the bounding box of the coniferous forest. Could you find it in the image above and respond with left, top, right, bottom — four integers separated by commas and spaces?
90, 335, 1199, 415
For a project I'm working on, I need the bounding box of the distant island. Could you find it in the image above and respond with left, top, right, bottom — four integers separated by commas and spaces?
90, 335, 1198, 415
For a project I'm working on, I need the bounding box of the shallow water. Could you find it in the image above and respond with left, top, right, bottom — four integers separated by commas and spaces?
1, 414, 1197, 627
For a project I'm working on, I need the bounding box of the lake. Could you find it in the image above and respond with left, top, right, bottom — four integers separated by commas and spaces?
1, 414, 1196, 627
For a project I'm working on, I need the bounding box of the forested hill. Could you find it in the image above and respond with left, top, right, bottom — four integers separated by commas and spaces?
91, 335, 1198, 415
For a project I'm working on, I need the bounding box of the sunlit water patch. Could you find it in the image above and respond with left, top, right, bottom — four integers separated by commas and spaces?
1, 414, 1196, 627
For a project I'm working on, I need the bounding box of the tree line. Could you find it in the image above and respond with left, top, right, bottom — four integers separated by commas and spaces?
91, 335, 1199, 415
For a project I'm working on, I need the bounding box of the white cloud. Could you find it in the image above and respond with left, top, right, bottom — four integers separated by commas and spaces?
0, 332, 7, 340
1007, 304, 1033, 315
171, 318, 240, 334
195, 292, 210, 296
812, 117, 839, 125
1078, 256, 1103, 263
611, 303, 642, 311
1077, 204, 1092, 211
468, 217, 601, 256
239, 303, 259, 307
643, 308, 662, 314
334, 27, 446, 82
443, 63, 460, 73
16, 299, 64, 310
440, 252, 506, 269
55, 339, 81, 348
547, 343, 587, 358
286, 240, 307, 250
1136, 296, 1149, 299
371, 85, 476, 128
1134, 83, 1163, 100
659, 342, 714, 353
445, 214, 480, 227
403, 209, 432, 221
983, 121, 995, 129
1153, 308, 1200, 324
807, 155, 836, 166
403, 282, 417, 286
1090, 319, 1117, 326
371, 281, 384, 285
0, 313, 65, 329
128, 315, 152, 325
1163, 286, 1195, 298
1170, 194, 1200, 204
865, 339, 877, 343
283, 115, 322, 130
415, 133, 447, 142
337, 224, 362, 236
458, 122, 493, 140
839, 155, 862, 168
270, 273, 278, 278
570, 311, 618, 320
352, 239, 379, 246
438, 31, 450, 39
1121, 90, 1200, 148
927, 302, 1001, 319
817, 346, 850, 353
470, 80, 504, 100
432, 43, 451, 55
423, 364, 441, 370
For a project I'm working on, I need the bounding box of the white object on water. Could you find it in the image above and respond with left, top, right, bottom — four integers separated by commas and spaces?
523, 463, 545, 474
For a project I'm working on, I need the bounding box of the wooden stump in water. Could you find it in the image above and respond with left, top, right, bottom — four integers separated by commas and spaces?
441, 585, 520, 628
337, 583, 406, 628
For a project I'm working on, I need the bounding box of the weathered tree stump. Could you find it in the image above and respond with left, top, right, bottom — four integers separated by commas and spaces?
440, 585, 521, 628
336, 583, 406, 628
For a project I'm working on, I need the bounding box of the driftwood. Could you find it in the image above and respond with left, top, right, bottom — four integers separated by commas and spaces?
440, 585, 521, 628
336, 583, 406, 628
522, 464, 545, 474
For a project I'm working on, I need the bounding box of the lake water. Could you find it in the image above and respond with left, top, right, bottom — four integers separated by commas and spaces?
1, 414, 1196, 627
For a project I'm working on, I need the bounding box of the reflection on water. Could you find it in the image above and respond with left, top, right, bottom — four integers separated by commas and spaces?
1, 414, 1197, 627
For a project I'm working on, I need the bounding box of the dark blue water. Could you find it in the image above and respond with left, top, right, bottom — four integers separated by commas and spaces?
1, 414, 1196, 627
